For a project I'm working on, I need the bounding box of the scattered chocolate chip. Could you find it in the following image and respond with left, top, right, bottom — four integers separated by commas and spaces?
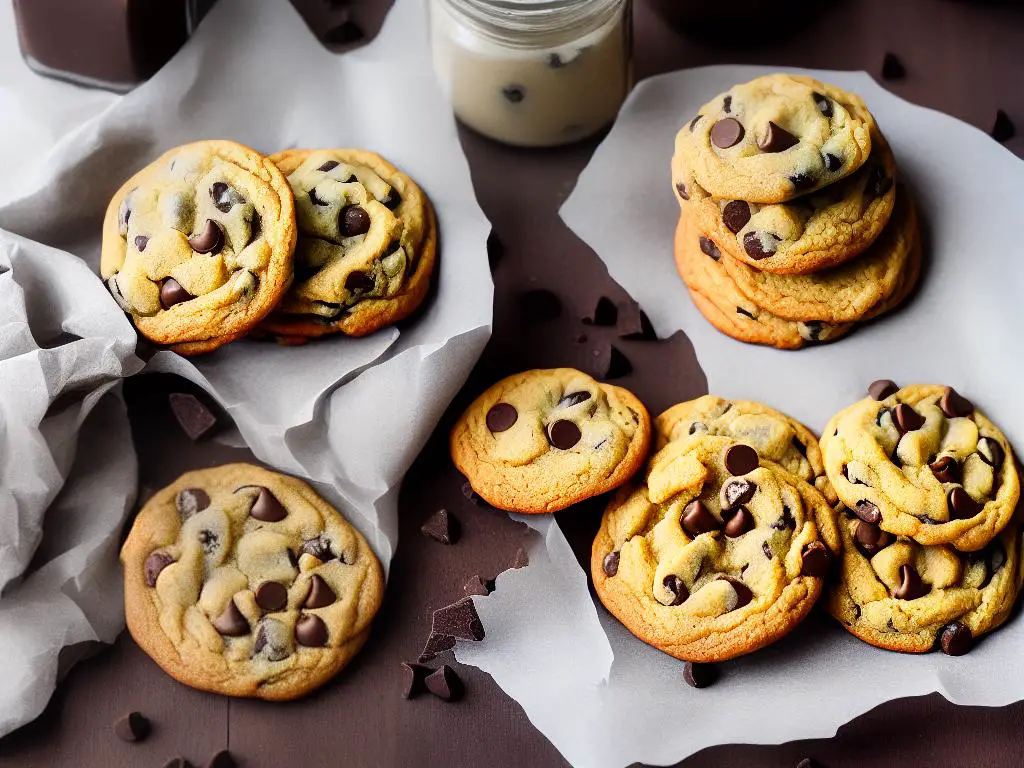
743, 231, 778, 260
812, 92, 833, 118
603, 551, 620, 577
722, 200, 751, 233
676, 182, 690, 200
255, 581, 288, 612
800, 541, 830, 577
689, 114, 702, 131
295, 614, 328, 647
318, 160, 340, 172
720, 478, 756, 509
882, 52, 906, 80
159, 278, 194, 310
618, 303, 658, 341
248, 487, 288, 522
421, 509, 460, 545
401, 661, 433, 699
699, 236, 721, 260
681, 500, 719, 537
345, 271, 375, 293
929, 455, 961, 484
133, 235, 150, 252
991, 109, 1016, 143
210, 182, 244, 212
758, 121, 798, 153
464, 575, 494, 596
502, 84, 525, 103
683, 661, 718, 689
710, 117, 745, 148
340, 205, 371, 237
868, 379, 899, 400
304, 575, 337, 609
206, 750, 237, 768
169, 392, 218, 441
823, 153, 843, 172
188, 219, 223, 254
853, 500, 882, 524
300, 535, 336, 561
724, 444, 759, 475
663, 574, 689, 605
486, 230, 504, 272
432, 597, 486, 643
519, 289, 562, 321
419, 633, 456, 662
548, 419, 582, 450
940, 387, 973, 418
789, 172, 816, 191
722, 95, 733, 113
948, 487, 982, 519
212, 599, 249, 636
113, 711, 149, 742
144, 551, 175, 587
855, 520, 891, 555
893, 564, 929, 600
380, 189, 402, 210
324, 20, 365, 45
772, 505, 796, 530
558, 391, 592, 408
589, 341, 631, 380
176, 488, 210, 520
486, 403, 518, 433
584, 296, 618, 326
718, 575, 753, 609
977, 437, 1004, 469
723, 507, 755, 538
893, 403, 924, 433
425, 665, 464, 702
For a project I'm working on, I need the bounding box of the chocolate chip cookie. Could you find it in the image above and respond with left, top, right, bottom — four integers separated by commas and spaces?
450, 368, 652, 513
121, 464, 384, 700
258, 149, 436, 342
827, 505, 1022, 654
674, 74, 874, 204
592, 434, 838, 662
673, 131, 897, 275
101, 140, 297, 355
821, 383, 1020, 552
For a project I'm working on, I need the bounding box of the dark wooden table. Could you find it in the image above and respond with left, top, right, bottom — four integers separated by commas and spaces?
3, 0, 1024, 766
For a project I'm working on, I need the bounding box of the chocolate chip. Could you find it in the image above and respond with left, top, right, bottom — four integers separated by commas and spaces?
255, 581, 288, 612
788, 172, 816, 191
800, 541, 830, 577
425, 665, 464, 702
432, 597, 486, 642
584, 296, 618, 326
710, 117, 745, 148
253, 618, 290, 660
699, 236, 721, 260
318, 160, 340, 172
169, 392, 218, 441
663, 574, 689, 605
991, 109, 1016, 143
188, 219, 223, 254
603, 551, 620, 577
676, 182, 690, 200
323, 20, 365, 45
940, 387, 973, 418
113, 711, 149, 742
247, 487, 288, 522
176, 488, 210, 520
724, 444, 759, 475
824, 153, 843, 172
519, 289, 562, 321
948, 487, 982, 519
206, 750, 237, 768
929, 455, 961, 484
813, 92, 833, 118
868, 379, 899, 400
940, 622, 973, 656
618, 302, 658, 340
159, 278, 194, 310
723, 507, 755, 538
977, 437, 1004, 469
212, 599, 249, 636
345, 271, 375, 294
401, 662, 433, 699
882, 52, 906, 80
720, 478, 756, 509
295, 614, 328, 647
380, 189, 402, 210
689, 114, 702, 131
300, 535, 336, 561
683, 661, 718, 689
762, 541, 773, 559
758, 121, 798, 153
854, 520, 891, 555
681, 500, 720, 536
419, 633, 456, 662
210, 182, 244, 212
340, 205, 371, 237
718, 575, 753, 609
134, 235, 149, 252
421, 508, 460, 545
853, 499, 882, 524
893, 564, 929, 600
743, 231, 778, 259
502, 85, 526, 103
464, 575, 494, 596
589, 341, 632, 380
486, 403, 518, 433
722, 95, 732, 113
143, 551, 174, 587
308, 187, 330, 207
548, 419, 582, 450
893, 403, 924, 433
772, 505, 796, 530
558, 391, 592, 408
304, 575, 337, 609
722, 200, 751, 233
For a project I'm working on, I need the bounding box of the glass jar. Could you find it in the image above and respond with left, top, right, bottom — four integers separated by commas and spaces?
429, 0, 634, 148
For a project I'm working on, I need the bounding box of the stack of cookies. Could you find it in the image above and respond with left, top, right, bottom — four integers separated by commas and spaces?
671, 73, 920, 349
100, 139, 437, 355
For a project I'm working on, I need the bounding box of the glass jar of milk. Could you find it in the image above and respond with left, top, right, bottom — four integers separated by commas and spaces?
429, 0, 633, 148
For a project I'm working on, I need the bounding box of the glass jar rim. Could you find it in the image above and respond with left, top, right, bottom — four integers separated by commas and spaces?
435, 0, 627, 45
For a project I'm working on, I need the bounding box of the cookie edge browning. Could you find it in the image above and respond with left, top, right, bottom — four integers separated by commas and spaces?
100, 140, 298, 356
449, 369, 653, 514
120, 463, 385, 700
258, 148, 438, 342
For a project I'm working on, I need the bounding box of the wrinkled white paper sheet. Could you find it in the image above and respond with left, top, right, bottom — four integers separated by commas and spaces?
457, 66, 1024, 768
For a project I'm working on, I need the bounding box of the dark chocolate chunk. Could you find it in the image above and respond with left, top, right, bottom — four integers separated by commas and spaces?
253, 618, 290, 660
188, 219, 223, 254
318, 160, 340, 172
663, 574, 689, 605
210, 182, 244, 212
589, 341, 631, 380
113, 711, 150, 742
486, 403, 518, 433
681, 500, 719, 536
939, 622, 973, 656
881, 52, 906, 80
618, 303, 658, 340
772, 505, 796, 530
425, 665, 464, 702
557, 391, 592, 408
710, 117, 745, 148
758, 121, 798, 153
868, 379, 898, 400
584, 296, 618, 326
432, 597, 486, 642
699, 236, 721, 260
309, 187, 329, 206
977, 437, 1004, 469
304, 574, 337, 609
401, 661, 433, 699
991, 109, 1016, 143
206, 750, 237, 768
722, 95, 733, 113
603, 551, 620, 577
340, 205, 371, 237
300, 535, 337, 561
676, 182, 689, 200
893, 403, 924, 433
169, 392, 218, 441
722, 200, 751, 233
724, 444, 759, 475
144, 551, 174, 587
893, 564, 929, 600
823, 152, 843, 172
134, 235, 149, 252
295, 614, 329, 647
419, 633, 456, 663
324, 20, 365, 45
812, 92, 833, 118
743, 231, 778, 259
548, 420, 582, 450
159, 278, 194, 310
212, 599, 249, 636
176, 488, 210, 520
464, 575, 494, 596
717, 575, 753, 609
940, 387, 973, 418
502, 84, 526, 103
345, 271, 375, 294
929, 455, 961, 484
853, 499, 882, 524
683, 661, 718, 689
854, 520, 891, 555
255, 581, 288, 612
421, 508, 460, 545
248, 487, 288, 522
788, 172, 816, 191
948, 487, 982, 519
380, 189, 402, 210
519, 289, 562, 321
800, 541, 830, 577
723, 507, 755, 538
720, 478, 756, 509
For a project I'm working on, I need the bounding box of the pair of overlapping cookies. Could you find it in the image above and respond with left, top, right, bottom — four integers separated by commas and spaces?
101, 140, 436, 354
672, 74, 920, 348
452, 370, 1021, 662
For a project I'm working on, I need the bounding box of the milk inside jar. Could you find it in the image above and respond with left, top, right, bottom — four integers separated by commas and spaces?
429, 0, 633, 148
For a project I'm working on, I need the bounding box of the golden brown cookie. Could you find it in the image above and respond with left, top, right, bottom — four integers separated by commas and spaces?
121, 464, 384, 700
450, 368, 651, 513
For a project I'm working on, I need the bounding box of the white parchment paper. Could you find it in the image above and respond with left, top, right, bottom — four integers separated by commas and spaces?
0, 0, 491, 736
457, 67, 1024, 768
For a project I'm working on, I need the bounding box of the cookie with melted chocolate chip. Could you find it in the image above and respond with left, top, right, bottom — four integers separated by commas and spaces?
259, 148, 436, 342
821, 383, 1020, 551
100, 140, 297, 355
450, 368, 652, 513
121, 463, 384, 699
674, 74, 874, 204
593, 433, 838, 662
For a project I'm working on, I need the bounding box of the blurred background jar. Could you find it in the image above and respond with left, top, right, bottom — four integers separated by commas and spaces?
429, 0, 634, 148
